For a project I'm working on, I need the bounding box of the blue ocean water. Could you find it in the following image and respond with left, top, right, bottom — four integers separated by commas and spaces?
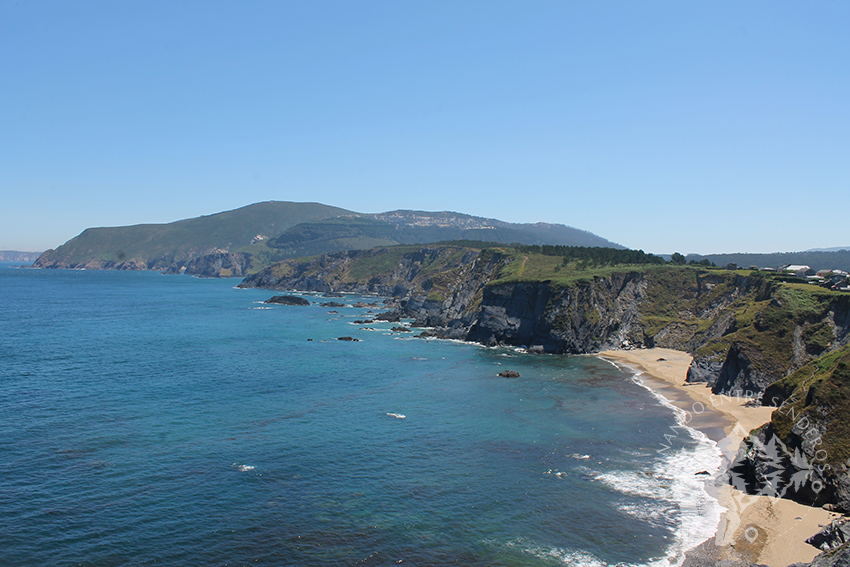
0, 265, 721, 566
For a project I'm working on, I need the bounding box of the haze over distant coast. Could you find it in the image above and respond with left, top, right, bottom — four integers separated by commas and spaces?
0, 250, 41, 263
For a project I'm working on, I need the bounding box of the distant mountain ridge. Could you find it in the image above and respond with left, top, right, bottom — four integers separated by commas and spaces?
371, 210, 615, 248
807, 246, 850, 253
33, 201, 621, 276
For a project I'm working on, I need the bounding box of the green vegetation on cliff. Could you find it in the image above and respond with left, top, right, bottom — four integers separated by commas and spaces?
761, 342, 850, 464
489, 246, 664, 287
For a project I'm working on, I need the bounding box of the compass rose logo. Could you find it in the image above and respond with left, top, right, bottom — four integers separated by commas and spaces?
715, 423, 821, 548
728, 431, 818, 499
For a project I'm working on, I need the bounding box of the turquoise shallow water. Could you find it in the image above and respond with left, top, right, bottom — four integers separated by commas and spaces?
0, 265, 720, 566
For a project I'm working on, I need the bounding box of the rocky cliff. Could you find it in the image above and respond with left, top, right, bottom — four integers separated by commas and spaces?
240, 245, 850, 379
240, 245, 651, 351
687, 289, 850, 397
461, 274, 647, 353
162, 252, 252, 278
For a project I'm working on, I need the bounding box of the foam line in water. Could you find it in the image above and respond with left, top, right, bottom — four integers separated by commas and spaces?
500, 533, 708, 567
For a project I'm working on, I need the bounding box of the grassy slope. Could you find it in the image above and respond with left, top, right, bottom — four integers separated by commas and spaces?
767, 344, 850, 466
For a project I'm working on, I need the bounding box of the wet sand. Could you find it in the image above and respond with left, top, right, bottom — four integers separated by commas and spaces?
597, 348, 838, 567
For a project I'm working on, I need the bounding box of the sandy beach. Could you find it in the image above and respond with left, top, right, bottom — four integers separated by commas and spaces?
598, 348, 839, 567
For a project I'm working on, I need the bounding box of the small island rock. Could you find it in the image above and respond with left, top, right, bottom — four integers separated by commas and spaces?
375, 311, 401, 322
498, 370, 521, 378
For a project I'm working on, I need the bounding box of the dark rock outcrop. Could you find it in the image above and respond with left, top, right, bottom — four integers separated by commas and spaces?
374, 312, 401, 323
711, 342, 787, 397
264, 295, 310, 306
686, 352, 725, 384
808, 520, 850, 552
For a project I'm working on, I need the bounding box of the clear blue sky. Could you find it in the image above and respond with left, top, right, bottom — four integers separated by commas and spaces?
2, 1, 848, 254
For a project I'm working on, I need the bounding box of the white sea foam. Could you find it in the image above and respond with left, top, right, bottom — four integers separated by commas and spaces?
500, 537, 673, 567
542, 469, 568, 478
386, 412, 406, 419
617, 502, 672, 523
587, 367, 725, 566
233, 463, 255, 471
499, 533, 708, 567
505, 539, 609, 567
